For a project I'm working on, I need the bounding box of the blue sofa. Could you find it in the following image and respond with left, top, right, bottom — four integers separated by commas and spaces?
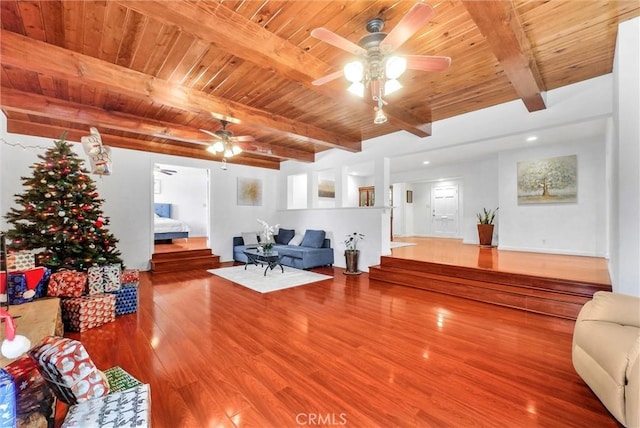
233, 229, 334, 270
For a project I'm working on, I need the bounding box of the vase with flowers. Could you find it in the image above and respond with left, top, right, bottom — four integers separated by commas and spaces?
344, 232, 364, 275
257, 219, 279, 253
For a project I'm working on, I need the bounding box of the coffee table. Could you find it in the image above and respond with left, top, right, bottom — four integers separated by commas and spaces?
243, 248, 284, 276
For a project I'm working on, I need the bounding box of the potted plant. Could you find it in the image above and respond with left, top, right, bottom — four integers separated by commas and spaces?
476, 208, 498, 247
344, 232, 364, 275
257, 219, 279, 253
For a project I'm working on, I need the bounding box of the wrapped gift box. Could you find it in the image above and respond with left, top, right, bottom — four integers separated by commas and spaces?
28, 336, 109, 405
103, 264, 121, 292
47, 271, 87, 298
0, 369, 16, 428
86, 266, 104, 295
103, 366, 142, 393
110, 283, 138, 316
7, 250, 35, 272
87, 265, 121, 295
4, 267, 50, 305
61, 294, 116, 332
5, 356, 56, 428
61, 384, 150, 428
120, 269, 139, 284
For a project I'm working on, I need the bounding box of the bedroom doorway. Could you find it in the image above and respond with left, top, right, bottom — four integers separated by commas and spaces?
152, 163, 210, 254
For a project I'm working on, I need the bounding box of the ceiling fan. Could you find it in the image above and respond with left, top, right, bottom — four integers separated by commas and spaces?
154, 165, 177, 175
311, 3, 451, 122
200, 120, 254, 158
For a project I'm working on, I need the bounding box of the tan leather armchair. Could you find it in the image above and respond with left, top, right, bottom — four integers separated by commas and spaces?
572, 291, 640, 427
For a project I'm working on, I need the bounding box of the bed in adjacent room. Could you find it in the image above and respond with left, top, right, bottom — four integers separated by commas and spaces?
154, 203, 190, 242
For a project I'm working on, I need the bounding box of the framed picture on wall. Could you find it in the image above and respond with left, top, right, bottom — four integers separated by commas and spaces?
318, 179, 335, 198
237, 177, 262, 206
406, 190, 413, 203
517, 154, 577, 204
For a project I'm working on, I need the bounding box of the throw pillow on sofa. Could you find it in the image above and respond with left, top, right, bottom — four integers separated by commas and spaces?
241, 232, 259, 245
276, 228, 295, 245
300, 230, 326, 248
288, 233, 303, 246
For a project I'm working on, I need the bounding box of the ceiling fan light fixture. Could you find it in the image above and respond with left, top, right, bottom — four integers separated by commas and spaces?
347, 82, 365, 97
374, 107, 388, 125
384, 79, 402, 96
344, 61, 364, 83
385, 56, 407, 79
206, 144, 219, 154
224, 147, 234, 158
232, 145, 242, 155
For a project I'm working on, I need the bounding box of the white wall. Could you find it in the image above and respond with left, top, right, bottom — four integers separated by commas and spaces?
154, 164, 208, 236
0, 115, 279, 269
393, 157, 499, 244
412, 182, 430, 236
498, 138, 606, 256
611, 17, 640, 296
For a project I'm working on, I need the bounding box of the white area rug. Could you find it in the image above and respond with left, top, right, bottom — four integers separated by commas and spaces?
207, 264, 332, 294
390, 242, 417, 249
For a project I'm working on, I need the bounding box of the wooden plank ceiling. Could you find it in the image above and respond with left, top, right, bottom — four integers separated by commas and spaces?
1, 1, 638, 170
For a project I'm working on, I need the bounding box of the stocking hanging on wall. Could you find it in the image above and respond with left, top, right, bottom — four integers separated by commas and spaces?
81, 127, 112, 176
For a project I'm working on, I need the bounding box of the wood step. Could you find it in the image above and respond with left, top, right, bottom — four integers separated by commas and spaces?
151, 249, 214, 261
151, 249, 220, 273
369, 256, 611, 320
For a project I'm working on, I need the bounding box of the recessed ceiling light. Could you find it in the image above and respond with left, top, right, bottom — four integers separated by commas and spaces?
423, 161, 430, 165
526, 136, 538, 142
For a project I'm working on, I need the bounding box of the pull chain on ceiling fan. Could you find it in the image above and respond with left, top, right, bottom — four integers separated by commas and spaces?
311, 2, 451, 124
200, 120, 254, 159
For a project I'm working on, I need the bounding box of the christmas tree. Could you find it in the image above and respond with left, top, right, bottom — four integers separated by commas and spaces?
4, 134, 123, 271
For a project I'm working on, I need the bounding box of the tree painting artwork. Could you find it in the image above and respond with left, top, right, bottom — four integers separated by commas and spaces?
517, 155, 577, 204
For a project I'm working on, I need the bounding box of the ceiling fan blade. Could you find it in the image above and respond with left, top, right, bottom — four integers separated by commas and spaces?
232, 135, 255, 142
312, 70, 344, 86
199, 129, 222, 140
405, 55, 451, 72
311, 27, 366, 56
380, 3, 436, 53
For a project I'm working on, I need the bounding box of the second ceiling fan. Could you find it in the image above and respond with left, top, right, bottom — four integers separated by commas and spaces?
200, 120, 254, 158
311, 3, 451, 122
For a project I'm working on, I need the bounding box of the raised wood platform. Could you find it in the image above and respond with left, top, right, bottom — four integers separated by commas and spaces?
150, 249, 220, 273
370, 238, 612, 320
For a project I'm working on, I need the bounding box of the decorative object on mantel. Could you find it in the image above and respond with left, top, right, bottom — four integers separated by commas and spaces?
477, 207, 498, 247
344, 232, 365, 275
257, 219, 279, 253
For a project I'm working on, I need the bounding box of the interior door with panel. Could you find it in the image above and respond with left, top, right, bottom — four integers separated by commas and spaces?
431, 184, 459, 237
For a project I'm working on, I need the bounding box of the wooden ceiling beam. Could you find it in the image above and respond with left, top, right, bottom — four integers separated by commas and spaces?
0, 87, 314, 163
0, 29, 360, 153
116, 0, 433, 137
462, 0, 547, 112
5, 119, 281, 170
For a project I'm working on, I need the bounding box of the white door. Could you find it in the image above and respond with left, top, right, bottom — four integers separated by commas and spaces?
431, 184, 459, 237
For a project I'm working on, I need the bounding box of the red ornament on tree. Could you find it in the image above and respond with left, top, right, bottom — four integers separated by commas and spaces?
95, 216, 105, 228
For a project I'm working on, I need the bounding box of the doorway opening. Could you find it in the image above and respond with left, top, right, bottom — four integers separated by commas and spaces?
152, 163, 210, 254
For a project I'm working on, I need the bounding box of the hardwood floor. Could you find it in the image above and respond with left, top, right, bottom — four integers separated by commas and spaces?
389, 237, 610, 285
154, 236, 209, 253
61, 246, 618, 427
